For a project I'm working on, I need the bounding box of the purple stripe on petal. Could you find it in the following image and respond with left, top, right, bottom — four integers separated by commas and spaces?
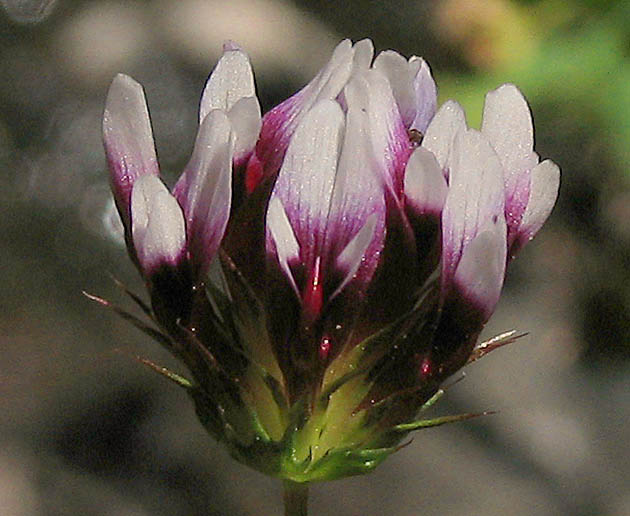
426, 296, 481, 385
403, 145, 447, 284
323, 79, 387, 292
254, 39, 354, 179
321, 66, 413, 297
441, 129, 505, 297
481, 84, 560, 256
346, 190, 418, 347
131, 175, 186, 276
426, 221, 507, 383
504, 168, 531, 235
267, 99, 345, 283
344, 68, 412, 197
103, 74, 159, 229
174, 109, 233, 280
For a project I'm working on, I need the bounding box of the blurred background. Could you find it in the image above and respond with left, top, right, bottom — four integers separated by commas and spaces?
1, 0, 629, 514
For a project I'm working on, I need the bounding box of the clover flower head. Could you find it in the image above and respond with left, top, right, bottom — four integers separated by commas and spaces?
101, 38, 559, 483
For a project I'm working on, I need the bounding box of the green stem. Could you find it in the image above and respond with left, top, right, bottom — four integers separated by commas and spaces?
283, 480, 309, 516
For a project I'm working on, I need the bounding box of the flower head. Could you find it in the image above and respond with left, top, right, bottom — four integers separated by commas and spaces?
102, 39, 559, 482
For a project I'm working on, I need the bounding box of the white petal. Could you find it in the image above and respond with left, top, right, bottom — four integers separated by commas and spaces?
326, 74, 384, 244
422, 100, 467, 175
103, 74, 159, 223
518, 159, 560, 243
227, 96, 262, 160
481, 84, 538, 195
176, 110, 232, 221
321, 79, 388, 292
314, 39, 355, 100
404, 146, 448, 217
352, 38, 375, 70
131, 175, 186, 274
266, 196, 300, 295
200, 48, 257, 123
409, 57, 438, 134
270, 99, 345, 264
453, 221, 507, 321
289, 39, 354, 114
174, 109, 233, 275
441, 129, 505, 286
373, 50, 416, 127
331, 213, 377, 299
343, 68, 408, 192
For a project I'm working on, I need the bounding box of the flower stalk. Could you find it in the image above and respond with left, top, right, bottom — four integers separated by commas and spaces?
283, 480, 309, 516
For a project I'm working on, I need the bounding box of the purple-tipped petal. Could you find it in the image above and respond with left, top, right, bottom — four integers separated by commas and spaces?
174, 109, 233, 279
422, 100, 467, 177
254, 39, 354, 178
267, 99, 345, 281
452, 223, 507, 321
441, 129, 505, 295
131, 175, 186, 276
103, 74, 159, 229
512, 159, 560, 252
404, 146, 448, 219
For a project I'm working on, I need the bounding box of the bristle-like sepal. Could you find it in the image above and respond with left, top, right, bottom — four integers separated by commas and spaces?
134, 355, 194, 390
392, 410, 496, 433
467, 330, 527, 364
109, 274, 154, 319
82, 291, 174, 350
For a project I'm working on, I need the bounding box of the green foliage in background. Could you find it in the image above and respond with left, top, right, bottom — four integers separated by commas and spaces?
439, 0, 630, 172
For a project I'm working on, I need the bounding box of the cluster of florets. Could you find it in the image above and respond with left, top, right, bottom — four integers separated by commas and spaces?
101, 39, 559, 481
